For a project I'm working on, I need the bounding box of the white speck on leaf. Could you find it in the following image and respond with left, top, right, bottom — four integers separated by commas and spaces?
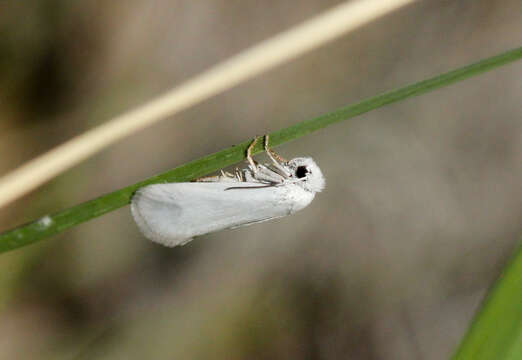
37, 216, 53, 228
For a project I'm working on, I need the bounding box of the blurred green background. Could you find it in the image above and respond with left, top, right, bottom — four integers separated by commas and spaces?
0, 1, 521, 359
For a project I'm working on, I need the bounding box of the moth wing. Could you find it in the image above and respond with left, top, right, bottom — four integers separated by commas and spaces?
131, 182, 300, 247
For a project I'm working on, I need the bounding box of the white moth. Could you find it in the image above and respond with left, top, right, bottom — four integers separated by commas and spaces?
131, 136, 325, 247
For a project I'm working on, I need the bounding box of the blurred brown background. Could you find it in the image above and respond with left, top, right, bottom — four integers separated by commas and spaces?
0, 1, 521, 359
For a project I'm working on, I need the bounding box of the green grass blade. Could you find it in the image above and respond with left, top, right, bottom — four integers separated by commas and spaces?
0, 46, 521, 253
452, 242, 522, 360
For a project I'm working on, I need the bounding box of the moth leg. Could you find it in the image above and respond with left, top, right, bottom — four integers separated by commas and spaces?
247, 136, 261, 174
223, 170, 237, 178
195, 170, 237, 182
195, 175, 221, 182
264, 135, 291, 177
252, 164, 285, 183
243, 170, 256, 182
264, 135, 287, 163
235, 167, 244, 181
246, 136, 286, 183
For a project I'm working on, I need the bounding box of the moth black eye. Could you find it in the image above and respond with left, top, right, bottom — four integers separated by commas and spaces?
295, 166, 308, 179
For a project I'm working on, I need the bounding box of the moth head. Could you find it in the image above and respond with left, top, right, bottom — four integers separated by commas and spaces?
286, 157, 325, 193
